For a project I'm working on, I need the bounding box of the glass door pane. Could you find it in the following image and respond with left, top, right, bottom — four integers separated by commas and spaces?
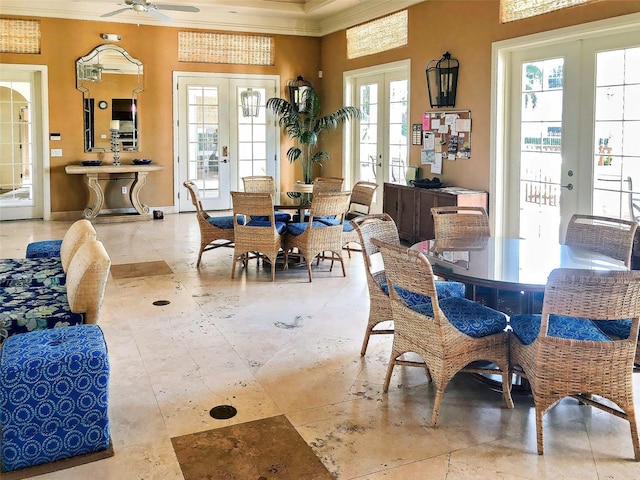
592, 46, 640, 222
518, 58, 564, 240
357, 82, 379, 184
388, 79, 408, 185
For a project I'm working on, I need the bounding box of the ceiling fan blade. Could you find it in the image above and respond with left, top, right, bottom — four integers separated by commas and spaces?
147, 7, 174, 23
100, 7, 132, 18
156, 4, 200, 13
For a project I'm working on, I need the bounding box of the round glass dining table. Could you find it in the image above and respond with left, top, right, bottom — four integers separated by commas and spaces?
411, 236, 628, 313
412, 236, 627, 291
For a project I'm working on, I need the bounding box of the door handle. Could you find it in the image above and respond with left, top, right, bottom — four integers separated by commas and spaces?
561, 183, 573, 190
221, 158, 228, 163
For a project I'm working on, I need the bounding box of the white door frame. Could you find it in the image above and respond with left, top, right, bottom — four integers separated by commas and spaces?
0, 64, 50, 221
344, 59, 411, 212
491, 12, 640, 238
172, 71, 280, 211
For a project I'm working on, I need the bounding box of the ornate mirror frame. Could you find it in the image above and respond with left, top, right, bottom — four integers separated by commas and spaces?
76, 44, 143, 153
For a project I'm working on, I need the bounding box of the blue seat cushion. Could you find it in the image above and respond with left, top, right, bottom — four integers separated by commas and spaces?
286, 221, 331, 236
250, 211, 291, 223
25, 240, 63, 259
410, 296, 507, 338
0, 285, 84, 344
591, 319, 634, 339
0, 258, 65, 288
510, 314, 612, 346
380, 281, 465, 307
315, 216, 339, 225
316, 218, 354, 232
207, 215, 244, 229
245, 220, 288, 235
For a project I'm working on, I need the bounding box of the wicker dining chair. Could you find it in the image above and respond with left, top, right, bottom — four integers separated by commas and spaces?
431, 206, 491, 239
373, 238, 513, 426
342, 181, 379, 256
241, 175, 291, 223
284, 191, 351, 282
231, 191, 286, 282
564, 213, 638, 268
509, 268, 640, 460
352, 214, 465, 356
183, 181, 235, 267
312, 176, 344, 194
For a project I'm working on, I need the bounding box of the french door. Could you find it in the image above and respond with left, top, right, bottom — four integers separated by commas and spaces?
503, 26, 640, 241
347, 61, 409, 213
0, 67, 47, 220
176, 74, 277, 212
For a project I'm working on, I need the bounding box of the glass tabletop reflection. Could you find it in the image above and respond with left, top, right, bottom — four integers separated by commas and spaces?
411, 236, 628, 292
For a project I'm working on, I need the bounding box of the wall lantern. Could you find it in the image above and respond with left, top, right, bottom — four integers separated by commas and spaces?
240, 88, 261, 117
425, 52, 459, 108
287, 75, 313, 113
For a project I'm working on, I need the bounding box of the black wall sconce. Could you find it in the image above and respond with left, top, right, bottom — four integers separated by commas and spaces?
426, 52, 459, 108
287, 75, 313, 113
240, 88, 261, 117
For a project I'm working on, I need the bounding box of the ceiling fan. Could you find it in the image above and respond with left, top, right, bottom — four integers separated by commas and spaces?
100, 0, 200, 23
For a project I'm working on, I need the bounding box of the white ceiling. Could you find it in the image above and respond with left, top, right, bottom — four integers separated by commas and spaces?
1, 0, 426, 37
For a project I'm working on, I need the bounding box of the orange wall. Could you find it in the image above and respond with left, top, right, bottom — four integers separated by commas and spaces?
0, 17, 320, 213
2, 1, 640, 214
320, 0, 640, 190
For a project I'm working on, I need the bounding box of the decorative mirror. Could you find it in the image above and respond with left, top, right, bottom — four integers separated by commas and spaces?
76, 44, 143, 153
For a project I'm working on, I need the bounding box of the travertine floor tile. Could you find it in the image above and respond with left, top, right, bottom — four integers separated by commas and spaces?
1, 215, 638, 479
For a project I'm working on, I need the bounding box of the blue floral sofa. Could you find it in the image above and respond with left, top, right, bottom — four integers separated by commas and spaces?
0, 219, 96, 289
0, 220, 110, 344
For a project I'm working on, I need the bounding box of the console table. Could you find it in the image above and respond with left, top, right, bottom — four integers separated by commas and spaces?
65, 163, 163, 220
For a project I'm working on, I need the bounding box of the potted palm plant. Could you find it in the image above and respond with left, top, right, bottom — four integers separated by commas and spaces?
266, 89, 361, 190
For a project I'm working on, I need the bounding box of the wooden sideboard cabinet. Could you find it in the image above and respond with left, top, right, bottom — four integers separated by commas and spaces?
383, 183, 488, 243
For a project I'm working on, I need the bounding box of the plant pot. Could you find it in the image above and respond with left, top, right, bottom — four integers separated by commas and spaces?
292, 182, 313, 194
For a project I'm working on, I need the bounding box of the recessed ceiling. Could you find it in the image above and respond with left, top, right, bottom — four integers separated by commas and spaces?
0, 0, 426, 36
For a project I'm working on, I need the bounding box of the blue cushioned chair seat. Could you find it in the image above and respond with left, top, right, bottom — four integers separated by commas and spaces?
0, 324, 110, 472
250, 211, 291, 223
286, 221, 331, 236
410, 296, 507, 338
0, 285, 84, 344
25, 239, 63, 259
316, 216, 340, 225
510, 314, 612, 346
207, 216, 235, 229
0, 258, 65, 288
591, 319, 634, 339
381, 281, 465, 307
245, 220, 287, 235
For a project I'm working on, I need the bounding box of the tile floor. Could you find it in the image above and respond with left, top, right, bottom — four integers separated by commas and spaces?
1, 214, 639, 479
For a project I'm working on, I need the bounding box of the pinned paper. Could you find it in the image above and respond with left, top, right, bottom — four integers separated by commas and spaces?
423, 131, 435, 150
456, 118, 471, 132
422, 114, 431, 130
444, 114, 458, 125
431, 153, 443, 174
421, 149, 435, 164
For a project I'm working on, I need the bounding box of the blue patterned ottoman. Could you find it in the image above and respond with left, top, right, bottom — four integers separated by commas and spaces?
0, 324, 110, 472
25, 240, 63, 259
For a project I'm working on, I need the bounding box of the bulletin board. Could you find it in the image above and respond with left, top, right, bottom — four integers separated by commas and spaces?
420, 110, 471, 175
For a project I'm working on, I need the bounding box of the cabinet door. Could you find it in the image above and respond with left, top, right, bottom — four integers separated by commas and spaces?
383, 183, 399, 225
417, 190, 437, 241
397, 187, 417, 242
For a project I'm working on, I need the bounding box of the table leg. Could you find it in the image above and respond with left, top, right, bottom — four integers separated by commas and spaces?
83, 173, 104, 219
130, 172, 150, 215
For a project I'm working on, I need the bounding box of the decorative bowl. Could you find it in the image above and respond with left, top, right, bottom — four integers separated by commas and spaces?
286, 191, 302, 199
81, 160, 102, 166
133, 159, 152, 165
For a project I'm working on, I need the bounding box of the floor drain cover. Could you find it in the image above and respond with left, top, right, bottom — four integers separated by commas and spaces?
209, 405, 237, 419
153, 300, 170, 306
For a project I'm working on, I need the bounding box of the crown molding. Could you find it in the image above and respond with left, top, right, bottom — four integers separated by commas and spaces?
0, 0, 426, 37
